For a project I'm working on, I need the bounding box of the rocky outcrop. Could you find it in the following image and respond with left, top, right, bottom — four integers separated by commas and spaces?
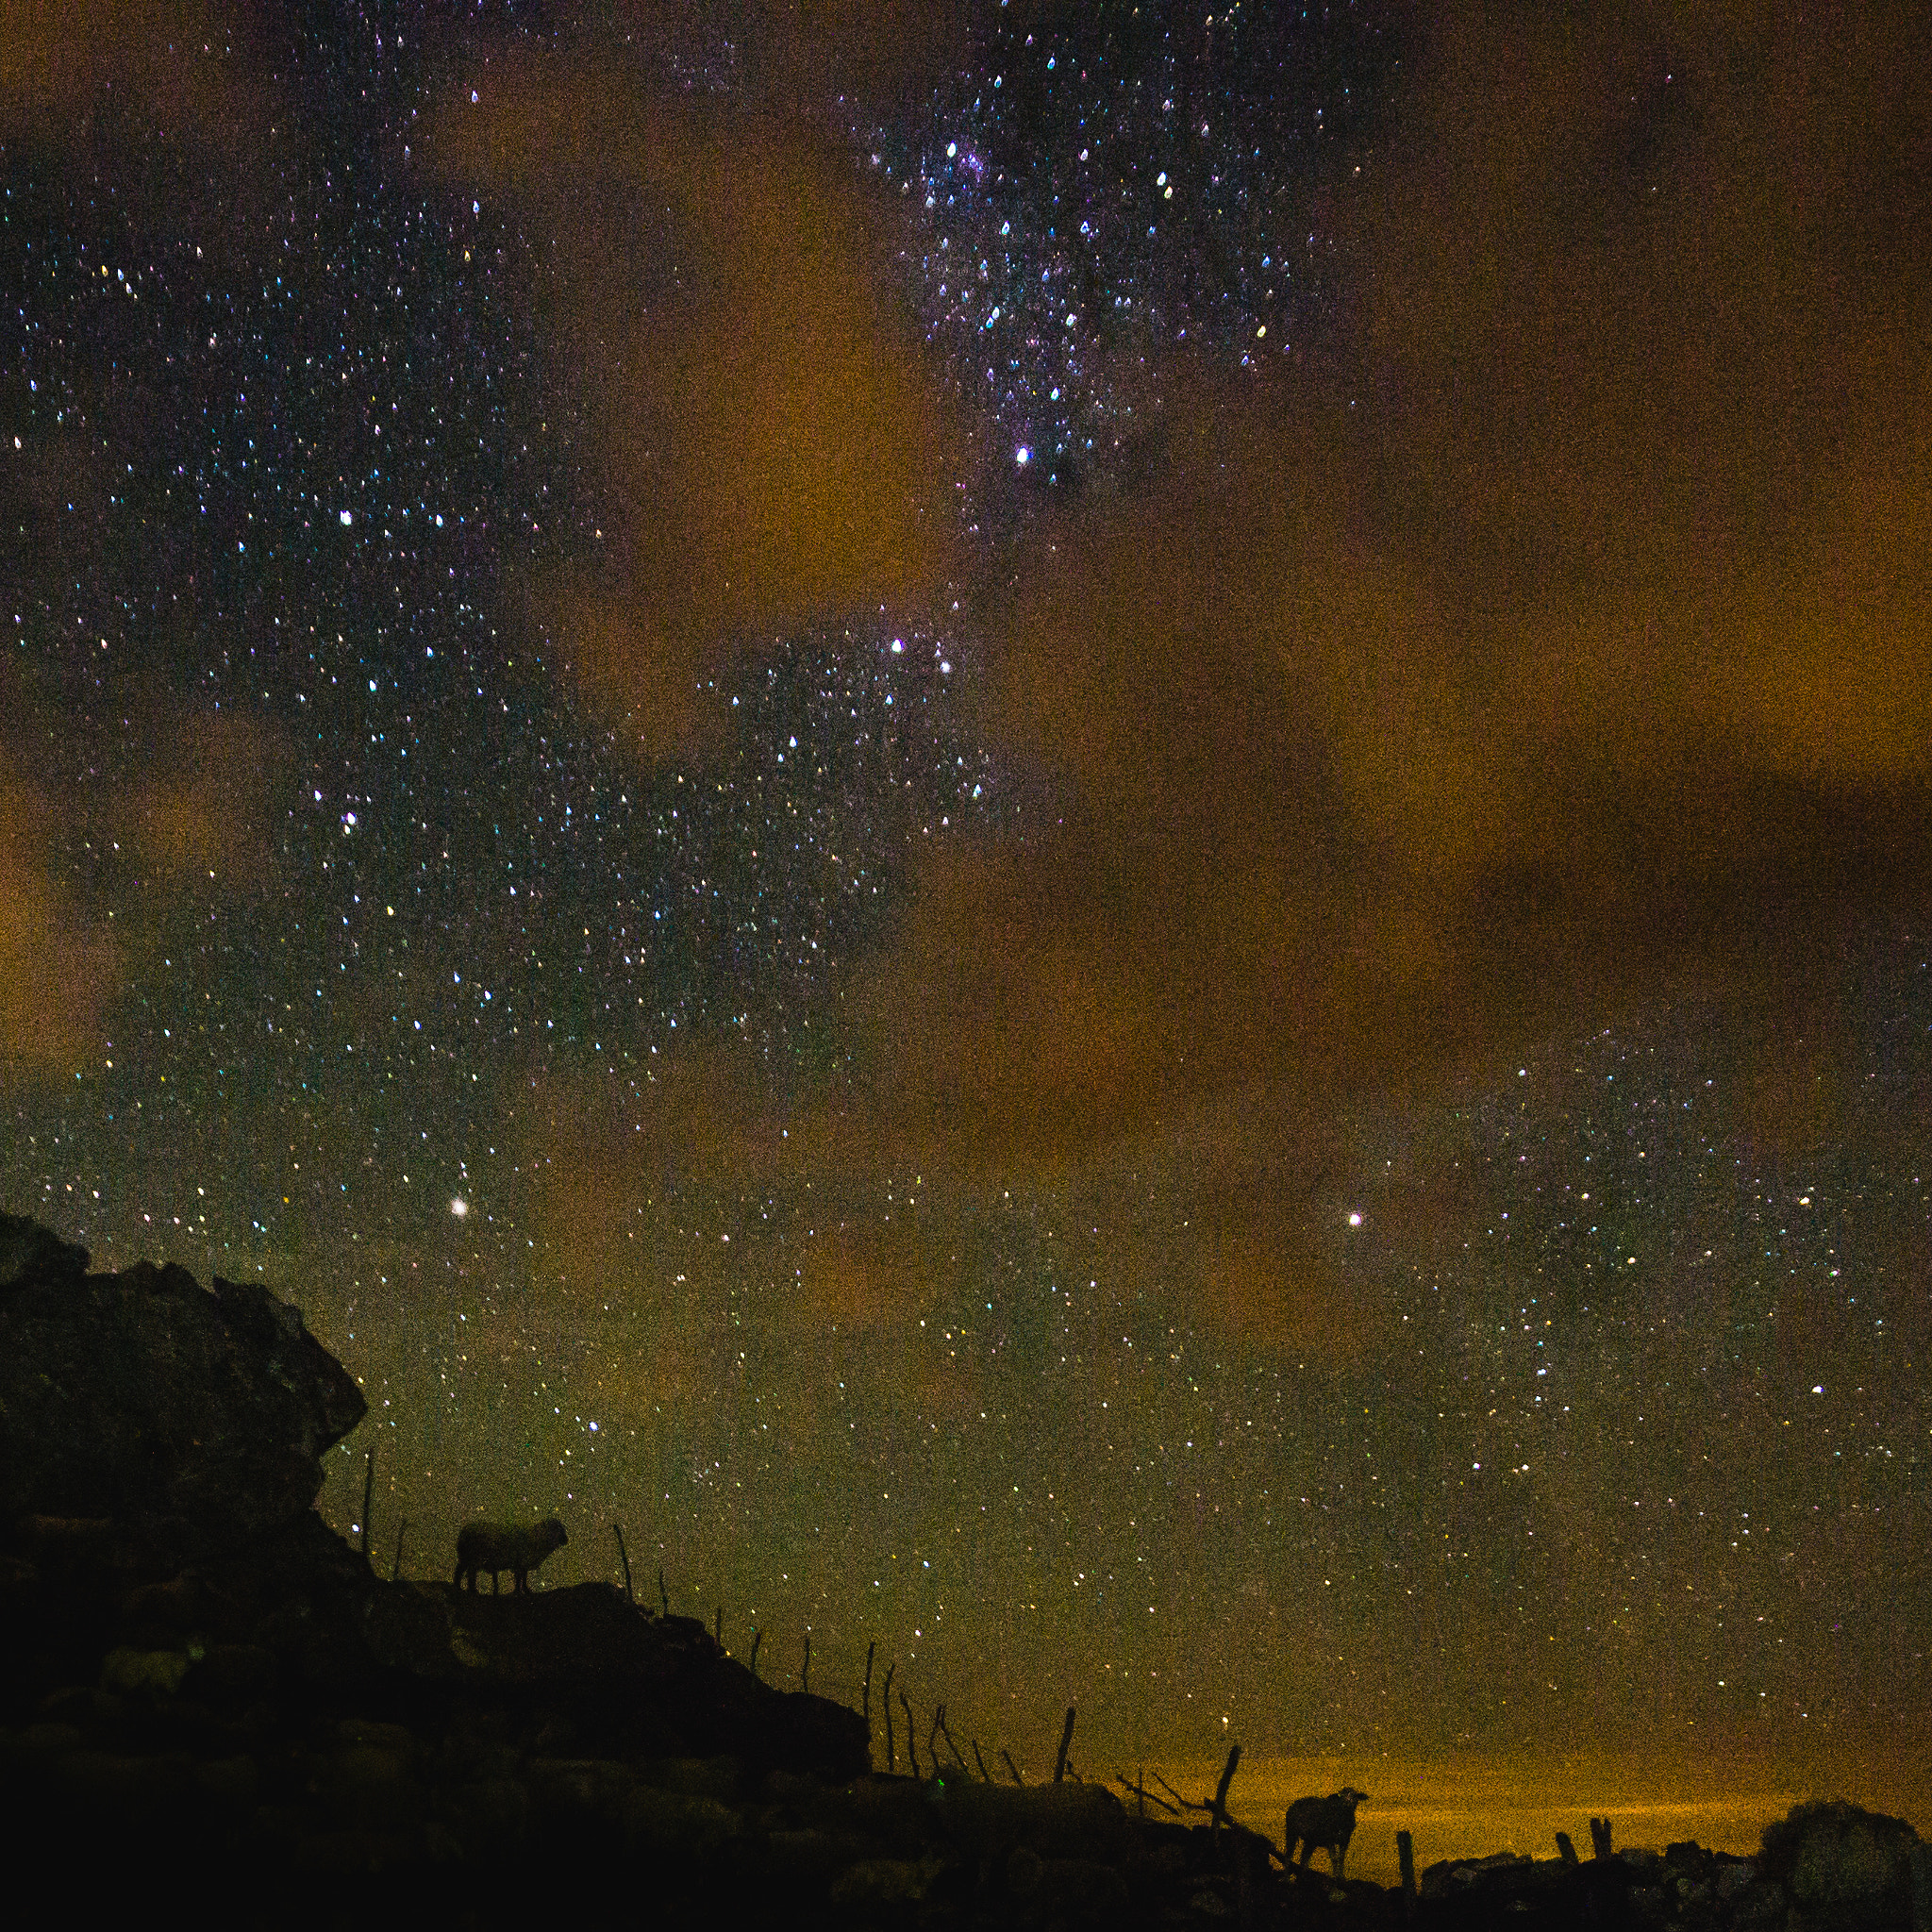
0, 1212, 366, 1550
0, 1213, 882, 1923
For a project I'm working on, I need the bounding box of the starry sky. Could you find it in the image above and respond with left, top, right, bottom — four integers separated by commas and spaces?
4, 1, 1930, 1801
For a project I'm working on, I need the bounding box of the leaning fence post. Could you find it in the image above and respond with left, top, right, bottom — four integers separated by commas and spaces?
358, 1445, 375, 1564
1398, 1829, 1416, 1912
1556, 1831, 1578, 1866
1053, 1706, 1076, 1784
900, 1688, 919, 1777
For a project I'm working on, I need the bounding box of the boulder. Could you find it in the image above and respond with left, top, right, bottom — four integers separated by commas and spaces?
1757, 1798, 1924, 1932
622, 1783, 744, 1862
637, 1756, 744, 1802
0, 1217, 365, 1551
762, 1767, 940, 1852
1418, 1850, 1531, 1899
934, 1776, 1129, 1862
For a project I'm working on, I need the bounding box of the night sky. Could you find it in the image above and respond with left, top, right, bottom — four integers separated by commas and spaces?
4, 2, 1929, 1805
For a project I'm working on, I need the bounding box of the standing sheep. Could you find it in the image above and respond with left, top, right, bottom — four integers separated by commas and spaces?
453, 1517, 568, 1592
1283, 1787, 1368, 1880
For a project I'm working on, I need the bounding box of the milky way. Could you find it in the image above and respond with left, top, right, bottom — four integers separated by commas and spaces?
3, 3, 1927, 1802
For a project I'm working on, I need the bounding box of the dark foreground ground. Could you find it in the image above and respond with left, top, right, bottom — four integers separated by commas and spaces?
6, 1608, 1924, 1932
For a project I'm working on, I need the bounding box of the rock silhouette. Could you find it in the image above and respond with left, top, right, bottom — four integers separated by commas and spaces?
0, 1212, 365, 1549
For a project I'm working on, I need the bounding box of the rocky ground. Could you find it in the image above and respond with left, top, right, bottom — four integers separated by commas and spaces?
3, 1211, 1926, 1929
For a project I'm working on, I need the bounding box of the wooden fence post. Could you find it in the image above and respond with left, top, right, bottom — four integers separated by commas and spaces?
358, 1446, 375, 1563
1053, 1706, 1077, 1783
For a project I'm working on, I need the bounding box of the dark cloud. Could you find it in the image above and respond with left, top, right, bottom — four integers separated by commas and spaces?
0, 0, 259, 138
0, 0, 278, 256
123, 709, 286, 894
0, 675, 284, 1078
395, 1, 1932, 1383
427, 49, 961, 749
0, 773, 120, 1076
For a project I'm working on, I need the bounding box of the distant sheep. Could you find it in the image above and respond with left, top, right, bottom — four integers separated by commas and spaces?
454, 1517, 568, 1593
1284, 1787, 1368, 1880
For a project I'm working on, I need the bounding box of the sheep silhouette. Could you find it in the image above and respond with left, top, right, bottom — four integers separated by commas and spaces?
1283, 1788, 1368, 1880
453, 1517, 568, 1593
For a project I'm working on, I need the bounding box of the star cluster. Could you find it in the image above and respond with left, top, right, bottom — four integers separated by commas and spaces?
862, 6, 1388, 498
